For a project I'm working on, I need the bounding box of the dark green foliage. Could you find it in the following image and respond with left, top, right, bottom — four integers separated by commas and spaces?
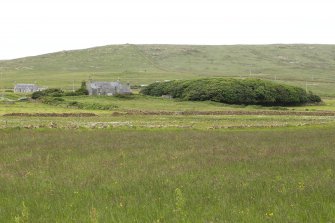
31, 93, 43, 99
307, 91, 322, 103
141, 78, 321, 106
32, 82, 88, 99
64, 81, 89, 96
32, 88, 64, 99
75, 81, 89, 95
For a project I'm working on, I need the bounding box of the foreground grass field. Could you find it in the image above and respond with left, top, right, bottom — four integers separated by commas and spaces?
0, 127, 335, 222
1, 92, 335, 222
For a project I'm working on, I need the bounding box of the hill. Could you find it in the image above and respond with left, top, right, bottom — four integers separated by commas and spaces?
0, 44, 335, 96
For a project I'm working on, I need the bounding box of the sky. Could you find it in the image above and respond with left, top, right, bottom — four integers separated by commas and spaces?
0, 0, 335, 59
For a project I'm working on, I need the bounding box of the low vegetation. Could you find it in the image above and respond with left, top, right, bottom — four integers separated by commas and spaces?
31, 88, 64, 99
41, 97, 118, 110
0, 127, 334, 222
141, 78, 321, 105
31, 81, 88, 99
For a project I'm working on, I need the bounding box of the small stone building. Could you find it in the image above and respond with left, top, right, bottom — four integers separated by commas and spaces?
86, 81, 132, 96
14, 84, 39, 93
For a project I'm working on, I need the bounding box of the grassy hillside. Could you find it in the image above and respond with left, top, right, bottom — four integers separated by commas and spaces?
1, 44, 335, 96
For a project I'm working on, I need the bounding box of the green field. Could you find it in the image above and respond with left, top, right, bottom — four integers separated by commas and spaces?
1, 127, 335, 222
1, 44, 335, 222
0, 92, 335, 223
1, 44, 335, 96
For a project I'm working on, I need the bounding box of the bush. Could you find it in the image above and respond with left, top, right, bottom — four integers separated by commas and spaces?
32, 88, 64, 99
140, 78, 322, 106
32, 82, 88, 99
75, 81, 89, 95
307, 91, 322, 103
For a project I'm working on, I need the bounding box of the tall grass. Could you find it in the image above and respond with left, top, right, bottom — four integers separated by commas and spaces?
0, 127, 334, 222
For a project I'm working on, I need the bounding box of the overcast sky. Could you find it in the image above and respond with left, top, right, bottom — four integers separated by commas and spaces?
0, 0, 334, 59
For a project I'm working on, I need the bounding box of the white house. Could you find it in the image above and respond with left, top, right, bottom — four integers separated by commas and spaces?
86, 81, 132, 96
14, 84, 40, 93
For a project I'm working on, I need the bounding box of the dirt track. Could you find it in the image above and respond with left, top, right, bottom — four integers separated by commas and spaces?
112, 110, 335, 116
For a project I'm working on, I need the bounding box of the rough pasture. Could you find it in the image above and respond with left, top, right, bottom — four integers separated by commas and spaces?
0, 127, 334, 222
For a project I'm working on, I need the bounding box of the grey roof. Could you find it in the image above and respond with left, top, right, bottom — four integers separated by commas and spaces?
15, 84, 38, 88
89, 81, 121, 89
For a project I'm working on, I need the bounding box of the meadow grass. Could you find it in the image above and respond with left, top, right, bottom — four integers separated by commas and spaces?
1, 91, 335, 222
2, 114, 335, 130
0, 127, 335, 222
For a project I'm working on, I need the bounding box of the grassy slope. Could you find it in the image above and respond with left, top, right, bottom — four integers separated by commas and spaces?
1, 127, 334, 222
1, 44, 335, 96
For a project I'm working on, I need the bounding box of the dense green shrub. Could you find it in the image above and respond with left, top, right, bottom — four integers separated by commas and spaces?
74, 81, 89, 96
32, 82, 88, 99
141, 78, 321, 106
32, 88, 64, 99
307, 91, 321, 103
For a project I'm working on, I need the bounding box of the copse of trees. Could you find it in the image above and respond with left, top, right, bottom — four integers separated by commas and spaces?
141, 78, 321, 106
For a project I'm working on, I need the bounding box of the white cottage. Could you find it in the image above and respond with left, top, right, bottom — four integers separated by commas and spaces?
86, 81, 131, 96
14, 84, 39, 93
